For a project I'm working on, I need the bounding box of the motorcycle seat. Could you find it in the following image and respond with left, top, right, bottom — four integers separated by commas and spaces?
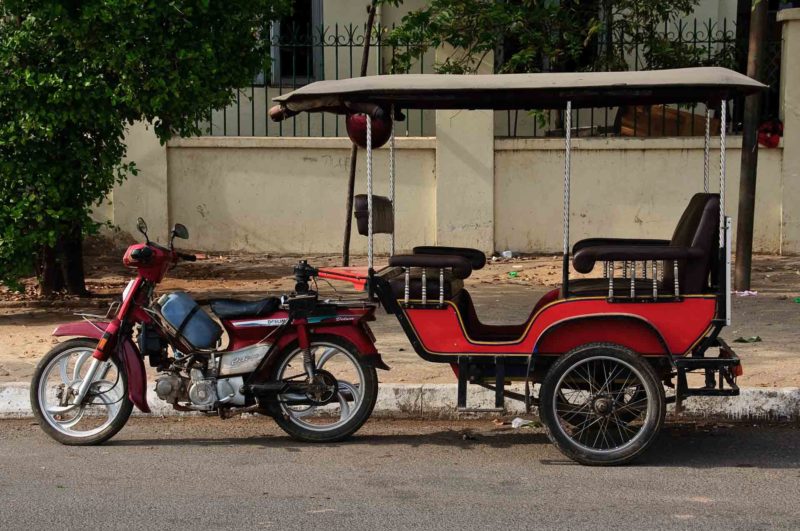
209, 297, 280, 319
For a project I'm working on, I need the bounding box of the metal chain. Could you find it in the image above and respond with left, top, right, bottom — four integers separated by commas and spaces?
366, 114, 373, 269
719, 100, 726, 248
562, 101, 572, 257
389, 106, 396, 256
703, 107, 711, 193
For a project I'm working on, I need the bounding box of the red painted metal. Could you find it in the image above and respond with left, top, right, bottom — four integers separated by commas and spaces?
404, 296, 716, 356
220, 306, 381, 360
317, 266, 370, 291
52, 321, 150, 413
122, 244, 174, 282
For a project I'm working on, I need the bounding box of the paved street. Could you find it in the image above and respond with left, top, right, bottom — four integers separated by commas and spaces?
1, 418, 799, 530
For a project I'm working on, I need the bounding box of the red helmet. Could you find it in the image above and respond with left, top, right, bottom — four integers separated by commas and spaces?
346, 113, 393, 148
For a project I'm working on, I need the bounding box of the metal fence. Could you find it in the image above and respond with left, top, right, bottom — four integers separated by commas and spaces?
500, 17, 781, 138
200, 23, 434, 138
201, 17, 780, 139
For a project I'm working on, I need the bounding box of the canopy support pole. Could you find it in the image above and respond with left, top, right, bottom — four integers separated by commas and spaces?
562, 101, 572, 297
719, 99, 726, 249
719, 98, 731, 325
366, 114, 374, 270
389, 105, 396, 256
703, 107, 711, 193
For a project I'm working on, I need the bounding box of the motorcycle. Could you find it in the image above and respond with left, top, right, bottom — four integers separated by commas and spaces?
31, 218, 386, 445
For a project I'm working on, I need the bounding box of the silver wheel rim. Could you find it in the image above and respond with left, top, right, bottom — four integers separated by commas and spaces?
37, 347, 126, 439
551, 355, 653, 454
275, 342, 366, 432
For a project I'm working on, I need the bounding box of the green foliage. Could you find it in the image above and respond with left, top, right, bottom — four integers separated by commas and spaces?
383, 0, 730, 75
0, 0, 288, 289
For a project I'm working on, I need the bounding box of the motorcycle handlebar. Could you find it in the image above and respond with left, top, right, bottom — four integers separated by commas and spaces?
176, 251, 197, 262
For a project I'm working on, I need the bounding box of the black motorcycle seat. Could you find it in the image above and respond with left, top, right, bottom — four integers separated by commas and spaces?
209, 297, 281, 319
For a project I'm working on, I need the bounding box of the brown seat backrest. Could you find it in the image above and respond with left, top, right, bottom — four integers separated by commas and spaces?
662, 193, 720, 293
354, 194, 394, 235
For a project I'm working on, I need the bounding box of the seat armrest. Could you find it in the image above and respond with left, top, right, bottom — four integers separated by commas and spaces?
412, 246, 486, 270
572, 245, 704, 274
389, 254, 473, 279
572, 238, 671, 254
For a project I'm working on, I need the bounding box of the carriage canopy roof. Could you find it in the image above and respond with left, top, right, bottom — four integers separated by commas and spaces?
271, 67, 765, 118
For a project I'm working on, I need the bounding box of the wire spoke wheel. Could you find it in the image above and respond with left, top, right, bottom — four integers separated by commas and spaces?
31, 339, 133, 445
540, 344, 665, 466
270, 336, 378, 443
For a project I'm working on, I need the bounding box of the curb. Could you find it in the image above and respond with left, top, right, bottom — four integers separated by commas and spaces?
3, 382, 800, 421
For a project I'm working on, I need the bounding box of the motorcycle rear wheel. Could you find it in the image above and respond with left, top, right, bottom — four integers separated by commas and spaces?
31, 338, 133, 445
267, 335, 378, 443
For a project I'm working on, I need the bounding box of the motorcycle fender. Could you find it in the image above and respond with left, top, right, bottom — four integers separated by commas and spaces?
271, 324, 390, 371
53, 321, 150, 413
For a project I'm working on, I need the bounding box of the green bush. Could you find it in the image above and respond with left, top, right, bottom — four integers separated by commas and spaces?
0, 0, 288, 294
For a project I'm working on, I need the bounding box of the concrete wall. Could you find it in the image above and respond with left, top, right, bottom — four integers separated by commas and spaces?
495, 137, 783, 254
105, 133, 787, 256
165, 137, 435, 254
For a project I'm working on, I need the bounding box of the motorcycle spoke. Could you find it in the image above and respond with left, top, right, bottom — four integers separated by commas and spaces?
316, 347, 337, 368
337, 392, 350, 421
59, 357, 72, 386
55, 406, 86, 429
290, 406, 318, 418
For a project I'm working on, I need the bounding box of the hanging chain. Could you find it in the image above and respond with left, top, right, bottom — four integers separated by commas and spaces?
366, 114, 373, 269
562, 101, 572, 257
703, 107, 711, 193
719, 99, 727, 248
389, 105, 396, 256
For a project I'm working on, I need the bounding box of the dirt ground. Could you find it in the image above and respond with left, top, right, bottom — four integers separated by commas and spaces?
1, 242, 800, 387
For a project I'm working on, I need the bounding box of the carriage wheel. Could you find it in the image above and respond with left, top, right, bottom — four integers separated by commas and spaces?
539, 343, 665, 466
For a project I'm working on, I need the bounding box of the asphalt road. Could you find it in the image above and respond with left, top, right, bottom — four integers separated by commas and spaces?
1, 418, 799, 530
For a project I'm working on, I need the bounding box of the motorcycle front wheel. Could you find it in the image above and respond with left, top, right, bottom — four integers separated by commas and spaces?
31, 338, 133, 445
266, 335, 378, 443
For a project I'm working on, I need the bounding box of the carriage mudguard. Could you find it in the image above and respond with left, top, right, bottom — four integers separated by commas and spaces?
52, 321, 150, 413
534, 315, 672, 358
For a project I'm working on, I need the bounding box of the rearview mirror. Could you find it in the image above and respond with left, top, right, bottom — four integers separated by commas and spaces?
172, 223, 189, 240
136, 218, 149, 240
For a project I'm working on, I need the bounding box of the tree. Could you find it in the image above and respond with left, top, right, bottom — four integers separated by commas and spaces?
0, 0, 288, 296
383, 0, 730, 75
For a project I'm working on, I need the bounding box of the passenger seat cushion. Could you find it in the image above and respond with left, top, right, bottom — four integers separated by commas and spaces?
389, 254, 472, 279
413, 246, 486, 270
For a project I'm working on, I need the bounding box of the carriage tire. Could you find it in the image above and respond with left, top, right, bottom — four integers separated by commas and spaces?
539, 343, 666, 466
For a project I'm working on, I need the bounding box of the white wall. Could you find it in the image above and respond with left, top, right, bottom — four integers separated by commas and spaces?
494, 137, 783, 254
165, 137, 436, 254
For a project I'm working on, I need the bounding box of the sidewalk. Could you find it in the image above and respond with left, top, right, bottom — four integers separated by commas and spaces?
2, 253, 800, 419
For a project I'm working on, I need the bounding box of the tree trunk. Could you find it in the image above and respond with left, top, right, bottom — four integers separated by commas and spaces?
342, 0, 379, 267
734, 0, 768, 291
38, 246, 62, 297
58, 223, 88, 296
37, 223, 88, 297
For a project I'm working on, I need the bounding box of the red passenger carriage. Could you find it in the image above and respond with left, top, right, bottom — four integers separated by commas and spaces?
270, 68, 764, 464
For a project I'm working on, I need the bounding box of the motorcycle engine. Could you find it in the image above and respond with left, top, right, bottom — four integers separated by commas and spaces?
156, 368, 246, 410
187, 368, 218, 410
154, 374, 188, 404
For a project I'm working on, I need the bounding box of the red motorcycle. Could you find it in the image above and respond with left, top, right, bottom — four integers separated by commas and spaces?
31, 218, 386, 445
